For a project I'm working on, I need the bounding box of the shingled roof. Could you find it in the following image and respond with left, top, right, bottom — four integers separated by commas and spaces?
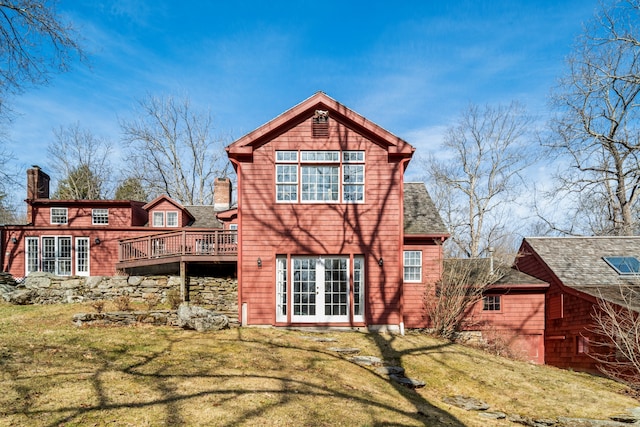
403, 182, 448, 236
183, 206, 223, 229
523, 236, 640, 311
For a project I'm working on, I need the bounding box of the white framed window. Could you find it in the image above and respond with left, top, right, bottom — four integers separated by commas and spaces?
276, 255, 365, 323
276, 151, 298, 162
301, 165, 339, 202
276, 164, 298, 202
166, 211, 179, 227
229, 223, 238, 243
301, 151, 340, 162
353, 256, 365, 322
275, 150, 365, 204
25, 237, 39, 275
276, 255, 288, 322
51, 208, 68, 224
483, 295, 501, 311
153, 212, 164, 227
343, 151, 365, 163
92, 209, 109, 225
403, 250, 422, 282
42, 236, 72, 276
75, 237, 89, 276
343, 164, 364, 203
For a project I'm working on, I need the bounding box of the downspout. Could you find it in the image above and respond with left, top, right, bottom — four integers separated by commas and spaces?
398, 158, 411, 336
230, 158, 244, 326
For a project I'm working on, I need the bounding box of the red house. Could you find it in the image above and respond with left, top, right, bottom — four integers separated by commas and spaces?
514, 236, 640, 372
1, 167, 237, 278
226, 92, 449, 331
465, 265, 548, 364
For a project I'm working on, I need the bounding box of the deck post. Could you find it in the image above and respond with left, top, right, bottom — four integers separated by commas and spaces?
180, 261, 187, 302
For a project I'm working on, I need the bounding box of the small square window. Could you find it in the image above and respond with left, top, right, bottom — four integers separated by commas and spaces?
153, 212, 164, 227
483, 295, 501, 311
166, 211, 178, 227
51, 208, 68, 224
92, 209, 109, 225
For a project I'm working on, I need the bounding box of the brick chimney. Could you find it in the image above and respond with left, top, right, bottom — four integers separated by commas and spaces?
26, 166, 50, 224
214, 177, 232, 211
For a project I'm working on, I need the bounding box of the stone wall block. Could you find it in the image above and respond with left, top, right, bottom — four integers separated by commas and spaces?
128, 276, 143, 286
85, 276, 103, 289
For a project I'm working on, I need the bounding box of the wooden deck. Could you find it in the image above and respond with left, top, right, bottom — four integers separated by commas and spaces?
116, 230, 238, 271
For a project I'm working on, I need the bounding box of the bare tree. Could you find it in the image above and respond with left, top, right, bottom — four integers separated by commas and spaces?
425, 258, 504, 340
588, 285, 640, 391
120, 94, 231, 205
425, 102, 535, 259
543, 0, 640, 236
0, 0, 83, 110
0, 0, 83, 212
47, 123, 112, 199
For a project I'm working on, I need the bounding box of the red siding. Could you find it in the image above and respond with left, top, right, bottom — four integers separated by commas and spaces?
515, 243, 601, 372
402, 241, 443, 328
466, 291, 546, 363
3, 202, 151, 277
236, 116, 409, 328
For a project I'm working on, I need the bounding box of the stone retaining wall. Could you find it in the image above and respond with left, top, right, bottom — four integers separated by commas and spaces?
72, 310, 179, 327
4, 273, 238, 314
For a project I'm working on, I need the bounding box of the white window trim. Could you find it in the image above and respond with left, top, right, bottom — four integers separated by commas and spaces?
92, 208, 109, 225
403, 250, 422, 283
166, 211, 179, 227
41, 235, 72, 276
25, 237, 39, 276
352, 255, 365, 323
277, 255, 365, 324
50, 207, 68, 225
342, 164, 365, 204
275, 150, 365, 204
300, 165, 340, 203
276, 164, 299, 203
275, 255, 288, 323
153, 211, 164, 227
75, 237, 90, 276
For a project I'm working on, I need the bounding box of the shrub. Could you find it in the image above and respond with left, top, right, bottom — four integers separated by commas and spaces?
90, 300, 106, 313
144, 293, 161, 311
113, 295, 132, 311
166, 288, 181, 310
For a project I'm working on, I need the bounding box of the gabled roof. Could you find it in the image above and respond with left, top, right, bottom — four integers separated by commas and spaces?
142, 195, 195, 222
444, 258, 548, 290
403, 182, 448, 236
226, 92, 415, 160
523, 236, 640, 311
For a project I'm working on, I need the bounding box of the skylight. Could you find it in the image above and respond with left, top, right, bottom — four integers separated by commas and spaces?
603, 256, 640, 275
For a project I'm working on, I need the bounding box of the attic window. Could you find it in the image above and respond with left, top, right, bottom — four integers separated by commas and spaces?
603, 256, 640, 275
312, 110, 329, 138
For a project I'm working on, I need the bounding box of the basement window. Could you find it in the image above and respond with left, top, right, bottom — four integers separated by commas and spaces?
603, 256, 640, 275
312, 110, 329, 138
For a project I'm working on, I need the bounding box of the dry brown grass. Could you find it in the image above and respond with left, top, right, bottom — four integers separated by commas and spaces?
0, 301, 637, 426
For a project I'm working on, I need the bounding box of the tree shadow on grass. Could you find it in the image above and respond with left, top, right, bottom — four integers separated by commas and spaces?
2, 325, 468, 426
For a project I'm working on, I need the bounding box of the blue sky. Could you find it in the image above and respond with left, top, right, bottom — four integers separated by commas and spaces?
6, 0, 600, 196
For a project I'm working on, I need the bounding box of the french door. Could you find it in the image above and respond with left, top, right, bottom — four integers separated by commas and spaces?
278, 256, 364, 323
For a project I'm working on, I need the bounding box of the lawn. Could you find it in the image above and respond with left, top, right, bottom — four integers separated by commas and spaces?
0, 301, 637, 426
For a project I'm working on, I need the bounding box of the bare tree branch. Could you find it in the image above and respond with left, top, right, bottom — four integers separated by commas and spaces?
47, 122, 112, 199
425, 102, 535, 259
120, 94, 232, 205
543, 0, 640, 235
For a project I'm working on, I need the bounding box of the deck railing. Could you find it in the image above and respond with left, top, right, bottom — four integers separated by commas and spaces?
119, 230, 238, 262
